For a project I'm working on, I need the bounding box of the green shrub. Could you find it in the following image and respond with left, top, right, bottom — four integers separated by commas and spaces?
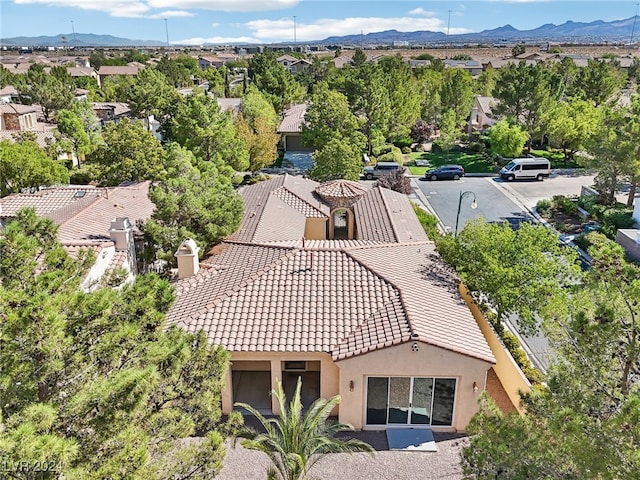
412, 203, 440, 240
600, 208, 635, 239
573, 233, 592, 252
536, 199, 553, 217
377, 148, 403, 164
577, 194, 598, 212
393, 136, 413, 149
401, 146, 411, 154
552, 195, 577, 215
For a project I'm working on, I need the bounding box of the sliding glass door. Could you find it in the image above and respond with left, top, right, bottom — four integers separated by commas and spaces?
366, 376, 456, 426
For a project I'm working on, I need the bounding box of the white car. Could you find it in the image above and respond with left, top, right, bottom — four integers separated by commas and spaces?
414, 159, 430, 167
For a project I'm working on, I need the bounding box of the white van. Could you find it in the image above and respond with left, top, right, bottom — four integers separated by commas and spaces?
500, 157, 551, 181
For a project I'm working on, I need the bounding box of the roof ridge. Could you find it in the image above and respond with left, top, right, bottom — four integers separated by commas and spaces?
376, 187, 400, 243
182, 245, 297, 323
332, 296, 411, 360
279, 184, 326, 217
343, 248, 420, 338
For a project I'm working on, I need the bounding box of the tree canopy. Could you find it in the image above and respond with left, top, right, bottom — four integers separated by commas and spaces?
141, 144, 243, 268
0, 139, 70, 196
462, 233, 640, 479
437, 219, 581, 331
87, 118, 166, 186
0, 209, 237, 479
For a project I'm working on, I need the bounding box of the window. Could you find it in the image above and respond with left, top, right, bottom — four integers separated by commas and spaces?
366, 376, 457, 426
522, 163, 547, 170
283, 361, 306, 371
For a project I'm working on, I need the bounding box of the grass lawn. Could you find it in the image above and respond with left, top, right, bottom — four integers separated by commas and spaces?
529, 149, 580, 169
405, 151, 495, 175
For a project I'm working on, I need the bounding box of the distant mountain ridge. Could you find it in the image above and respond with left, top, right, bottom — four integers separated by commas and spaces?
321, 16, 640, 45
1, 16, 639, 47
0, 33, 165, 47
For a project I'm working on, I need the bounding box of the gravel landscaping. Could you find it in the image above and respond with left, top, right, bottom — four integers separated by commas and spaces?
218, 430, 468, 480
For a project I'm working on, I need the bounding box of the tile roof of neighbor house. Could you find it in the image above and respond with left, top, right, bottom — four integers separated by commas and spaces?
277, 103, 308, 134
1, 181, 154, 247
0, 103, 38, 114
92, 102, 131, 117
97, 65, 142, 76
477, 96, 498, 115
167, 176, 493, 363
0, 121, 58, 147
0, 85, 19, 96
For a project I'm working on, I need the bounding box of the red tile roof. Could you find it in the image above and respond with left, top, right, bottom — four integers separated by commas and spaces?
1, 182, 155, 276
168, 241, 494, 363
168, 177, 493, 363
277, 103, 308, 134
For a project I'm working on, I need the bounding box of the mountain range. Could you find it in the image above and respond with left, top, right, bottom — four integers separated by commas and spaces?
1, 16, 639, 48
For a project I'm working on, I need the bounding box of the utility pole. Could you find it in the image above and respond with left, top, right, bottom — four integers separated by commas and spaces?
164, 18, 169, 48
630, 2, 640, 47
70, 20, 76, 45
445, 9, 451, 59
293, 15, 297, 51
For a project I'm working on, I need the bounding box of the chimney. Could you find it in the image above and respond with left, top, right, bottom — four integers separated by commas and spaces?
174, 238, 200, 279
109, 217, 133, 251
109, 217, 137, 275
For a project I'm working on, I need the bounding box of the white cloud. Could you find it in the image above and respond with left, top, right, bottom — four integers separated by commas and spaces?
15, 0, 150, 16
147, 0, 299, 12
173, 35, 261, 45
408, 8, 436, 16
14, 0, 299, 17
149, 10, 194, 18
245, 16, 471, 42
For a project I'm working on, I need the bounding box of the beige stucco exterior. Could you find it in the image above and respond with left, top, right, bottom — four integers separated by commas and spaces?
459, 284, 531, 412
336, 342, 493, 431
223, 342, 492, 432
223, 351, 339, 415
304, 217, 328, 240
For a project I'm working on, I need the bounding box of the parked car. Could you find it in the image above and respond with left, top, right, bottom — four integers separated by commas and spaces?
414, 159, 430, 167
363, 162, 402, 180
500, 157, 550, 181
424, 165, 465, 181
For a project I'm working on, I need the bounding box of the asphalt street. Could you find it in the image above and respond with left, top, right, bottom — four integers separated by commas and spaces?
409, 171, 597, 374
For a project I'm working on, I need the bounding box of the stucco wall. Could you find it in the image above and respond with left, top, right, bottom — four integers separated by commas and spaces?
224, 351, 339, 415
305, 217, 327, 240
459, 284, 531, 412
336, 342, 493, 431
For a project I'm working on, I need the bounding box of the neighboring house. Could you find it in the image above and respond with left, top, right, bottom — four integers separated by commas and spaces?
0, 181, 155, 289
277, 103, 309, 152
67, 66, 101, 87
74, 88, 89, 101
276, 54, 298, 71
483, 58, 538, 70
0, 103, 37, 130
468, 96, 499, 133
330, 55, 353, 68
166, 175, 510, 431
198, 54, 239, 69
92, 102, 132, 125
408, 59, 431, 68
288, 59, 312, 74
96, 65, 143, 84
0, 85, 20, 104
198, 56, 221, 69
443, 59, 483, 76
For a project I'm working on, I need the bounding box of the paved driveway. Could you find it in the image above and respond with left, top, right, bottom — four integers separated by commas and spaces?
219, 430, 468, 480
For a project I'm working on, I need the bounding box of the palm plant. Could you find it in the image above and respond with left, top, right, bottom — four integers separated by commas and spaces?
234, 378, 374, 480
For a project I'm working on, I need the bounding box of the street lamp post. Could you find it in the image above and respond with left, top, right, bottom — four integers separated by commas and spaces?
454, 190, 477, 236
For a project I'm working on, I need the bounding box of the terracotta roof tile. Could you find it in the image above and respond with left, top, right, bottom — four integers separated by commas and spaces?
277, 103, 307, 133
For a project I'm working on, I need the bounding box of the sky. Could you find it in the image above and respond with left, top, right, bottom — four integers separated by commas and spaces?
1, 1, 639, 45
